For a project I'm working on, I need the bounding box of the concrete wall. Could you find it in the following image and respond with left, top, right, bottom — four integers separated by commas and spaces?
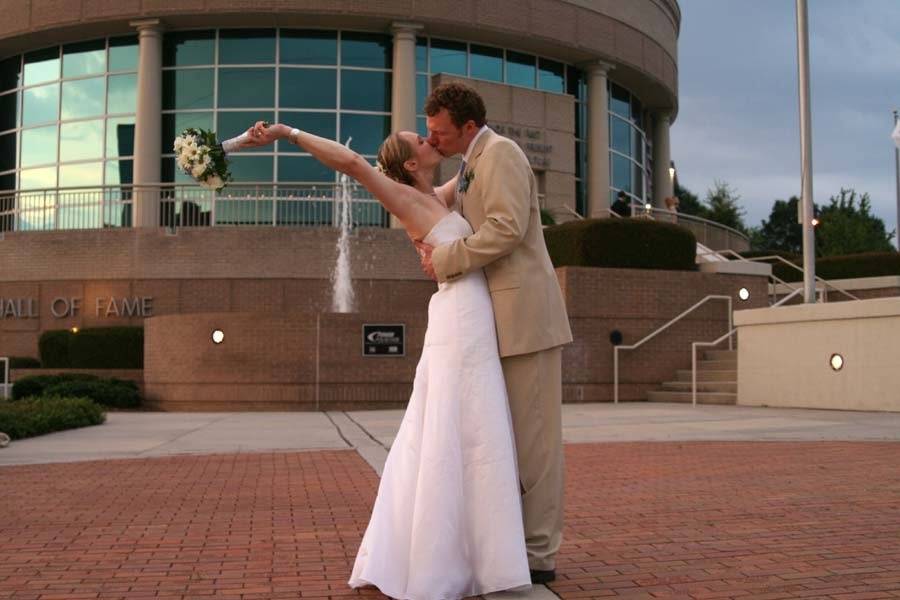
736, 297, 900, 412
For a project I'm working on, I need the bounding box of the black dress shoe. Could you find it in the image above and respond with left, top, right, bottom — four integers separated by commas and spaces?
530, 569, 556, 584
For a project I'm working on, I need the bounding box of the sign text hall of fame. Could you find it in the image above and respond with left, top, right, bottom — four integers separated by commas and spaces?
0, 296, 154, 319
493, 124, 553, 169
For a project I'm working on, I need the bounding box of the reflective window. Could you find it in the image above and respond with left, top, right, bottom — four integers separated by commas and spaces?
609, 82, 631, 119
470, 45, 503, 82
218, 68, 275, 108
219, 29, 276, 65
22, 83, 59, 126
280, 30, 337, 65
566, 65, 584, 101
0, 132, 15, 171
21, 125, 58, 167
0, 92, 18, 131
19, 166, 56, 190
340, 114, 388, 155
60, 119, 104, 162
105, 159, 133, 185
108, 74, 137, 114
106, 117, 135, 157
538, 58, 564, 93
416, 74, 427, 115
610, 116, 631, 155
417, 117, 427, 137
280, 68, 336, 109
62, 40, 105, 78
277, 155, 334, 182
161, 112, 213, 153
340, 70, 390, 112
109, 36, 138, 71
631, 96, 643, 127
416, 37, 428, 72
430, 39, 466, 76
0, 56, 21, 91
163, 68, 214, 110
341, 32, 391, 69
633, 163, 644, 198
506, 51, 536, 87
228, 155, 273, 182
0, 173, 15, 191
23, 48, 60, 86
217, 110, 274, 153
61, 77, 105, 119
276, 112, 335, 149
612, 153, 632, 193
59, 161, 103, 187
163, 31, 215, 67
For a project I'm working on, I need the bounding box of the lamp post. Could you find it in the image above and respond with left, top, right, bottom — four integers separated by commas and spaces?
893, 110, 900, 250
796, 0, 816, 303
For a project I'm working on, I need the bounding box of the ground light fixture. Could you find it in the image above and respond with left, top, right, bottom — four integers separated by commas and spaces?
830, 353, 844, 371
211, 329, 225, 344
71, 327, 79, 334
738, 287, 751, 301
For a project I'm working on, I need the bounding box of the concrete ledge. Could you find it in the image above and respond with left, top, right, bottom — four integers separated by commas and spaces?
771, 275, 900, 295
699, 260, 772, 277
735, 296, 900, 326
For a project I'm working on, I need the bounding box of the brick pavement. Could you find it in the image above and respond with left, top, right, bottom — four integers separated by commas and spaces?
1, 442, 899, 599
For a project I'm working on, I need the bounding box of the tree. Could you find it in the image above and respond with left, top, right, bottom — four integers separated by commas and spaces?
704, 180, 748, 234
674, 181, 708, 219
815, 188, 895, 256
750, 196, 802, 253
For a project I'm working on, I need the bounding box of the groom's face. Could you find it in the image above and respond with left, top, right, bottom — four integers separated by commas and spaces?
426, 109, 472, 158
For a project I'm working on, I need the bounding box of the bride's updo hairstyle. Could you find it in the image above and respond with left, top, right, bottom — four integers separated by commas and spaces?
376, 133, 416, 186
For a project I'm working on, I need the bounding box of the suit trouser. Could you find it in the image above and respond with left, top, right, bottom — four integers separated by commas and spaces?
500, 345, 564, 571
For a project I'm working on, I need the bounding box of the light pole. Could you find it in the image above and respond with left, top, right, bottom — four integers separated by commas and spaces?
893, 110, 900, 250
796, 0, 816, 303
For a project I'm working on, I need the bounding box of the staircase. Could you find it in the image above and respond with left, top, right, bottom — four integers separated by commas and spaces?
647, 349, 737, 405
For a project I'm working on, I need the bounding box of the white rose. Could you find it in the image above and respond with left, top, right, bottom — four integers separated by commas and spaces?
177, 154, 191, 171
173, 137, 184, 152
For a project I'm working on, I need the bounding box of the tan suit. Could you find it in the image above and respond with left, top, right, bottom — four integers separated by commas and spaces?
432, 128, 573, 570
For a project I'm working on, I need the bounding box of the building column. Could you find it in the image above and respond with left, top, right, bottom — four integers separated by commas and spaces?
584, 61, 614, 219
652, 109, 673, 209
131, 19, 163, 228
389, 22, 423, 229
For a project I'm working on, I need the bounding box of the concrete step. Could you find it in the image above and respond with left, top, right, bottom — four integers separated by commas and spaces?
703, 349, 737, 361
661, 381, 737, 393
647, 390, 737, 405
675, 369, 737, 382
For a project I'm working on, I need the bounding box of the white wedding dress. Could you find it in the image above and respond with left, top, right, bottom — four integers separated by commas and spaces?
349, 211, 531, 600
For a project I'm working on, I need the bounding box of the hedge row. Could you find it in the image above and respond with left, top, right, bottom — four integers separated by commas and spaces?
39, 327, 143, 368
737, 251, 900, 283
12, 374, 141, 409
0, 396, 105, 440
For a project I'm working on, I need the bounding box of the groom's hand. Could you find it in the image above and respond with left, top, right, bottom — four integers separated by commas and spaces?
414, 241, 437, 281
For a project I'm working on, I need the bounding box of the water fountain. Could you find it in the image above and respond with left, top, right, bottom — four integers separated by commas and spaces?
331, 138, 356, 313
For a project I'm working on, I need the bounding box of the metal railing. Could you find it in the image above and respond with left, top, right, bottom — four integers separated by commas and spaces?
631, 204, 751, 252
613, 294, 733, 404
0, 183, 387, 231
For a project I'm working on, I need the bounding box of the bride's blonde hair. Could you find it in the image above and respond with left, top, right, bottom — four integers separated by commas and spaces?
376, 133, 415, 186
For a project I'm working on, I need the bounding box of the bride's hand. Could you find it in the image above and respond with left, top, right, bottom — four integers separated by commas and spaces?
243, 121, 284, 147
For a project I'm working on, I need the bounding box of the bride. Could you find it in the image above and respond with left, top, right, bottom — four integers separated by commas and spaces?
241, 121, 531, 600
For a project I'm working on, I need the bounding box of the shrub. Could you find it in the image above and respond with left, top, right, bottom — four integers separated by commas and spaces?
44, 379, 140, 409
12, 373, 99, 400
39, 327, 143, 368
7, 357, 41, 369
747, 251, 900, 283
0, 396, 105, 440
543, 218, 697, 271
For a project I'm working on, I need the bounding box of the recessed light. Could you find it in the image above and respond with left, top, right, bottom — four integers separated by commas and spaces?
212, 329, 225, 344
830, 353, 844, 371
738, 287, 750, 301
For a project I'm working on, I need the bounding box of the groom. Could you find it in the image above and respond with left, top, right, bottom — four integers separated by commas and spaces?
416, 83, 573, 583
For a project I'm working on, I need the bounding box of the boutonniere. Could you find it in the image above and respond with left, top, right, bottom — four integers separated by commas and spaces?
457, 169, 475, 194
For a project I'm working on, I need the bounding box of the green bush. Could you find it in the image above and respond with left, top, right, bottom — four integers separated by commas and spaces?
11, 373, 99, 400
7, 357, 41, 369
543, 218, 697, 271
0, 396, 105, 440
44, 379, 140, 409
39, 327, 143, 368
747, 251, 900, 283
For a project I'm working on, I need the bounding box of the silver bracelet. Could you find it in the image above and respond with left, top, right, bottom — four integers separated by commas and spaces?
290, 128, 300, 145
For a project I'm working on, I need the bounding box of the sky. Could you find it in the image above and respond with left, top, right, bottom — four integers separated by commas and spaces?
671, 0, 900, 244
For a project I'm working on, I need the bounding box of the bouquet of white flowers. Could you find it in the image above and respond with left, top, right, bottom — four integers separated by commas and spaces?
173, 128, 229, 191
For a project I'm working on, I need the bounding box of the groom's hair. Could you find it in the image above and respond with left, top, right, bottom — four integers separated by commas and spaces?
425, 83, 487, 129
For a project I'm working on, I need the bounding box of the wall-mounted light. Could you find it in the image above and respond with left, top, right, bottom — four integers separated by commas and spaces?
830, 353, 844, 371
668, 160, 676, 180
738, 287, 750, 301
71, 327, 79, 334
211, 329, 225, 344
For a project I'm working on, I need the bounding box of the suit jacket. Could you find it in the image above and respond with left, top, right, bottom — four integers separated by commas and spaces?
431, 128, 573, 357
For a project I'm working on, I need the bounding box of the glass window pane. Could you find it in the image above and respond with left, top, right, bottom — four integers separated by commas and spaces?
276, 112, 335, 150
417, 116, 427, 137
60, 119, 104, 162
217, 110, 274, 153
107, 117, 135, 157
20, 166, 57, 190
575, 141, 583, 179
470, 45, 503, 82
341, 32, 391, 69
0, 132, 15, 171
219, 29, 275, 65
279, 68, 336, 109
59, 161, 102, 187
566, 65, 584, 100
429, 39, 466, 76
610, 116, 631, 155
107, 73, 137, 114
280, 30, 337, 65
20, 125, 58, 168
538, 58, 564, 93
161, 157, 195, 184
109, 36, 138, 71
574, 102, 583, 139
416, 37, 427, 72
24, 47, 60, 86
162, 68, 214, 110
22, 83, 59, 126
161, 112, 213, 153
0, 56, 21, 91
633, 162, 644, 199
105, 159, 133, 185
506, 51, 536, 87
61, 77, 105, 119
631, 95, 643, 127
0, 173, 15, 191
277, 155, 334, 182
228, 155, 273, 182
612, 153, 631, 192
218, 67, 274, 108
340, 70, 390, 112
416, 74, 427, 115
340, 113, 388, 155
575, 179, 585, 216
62, 40, 105, 78
0, 92, 19, 131
163, 31, 215, 67
609, 82, 630, 118
632, 127, 643, 163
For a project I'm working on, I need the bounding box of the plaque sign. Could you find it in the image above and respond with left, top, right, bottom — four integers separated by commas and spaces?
363, 324, 405, 357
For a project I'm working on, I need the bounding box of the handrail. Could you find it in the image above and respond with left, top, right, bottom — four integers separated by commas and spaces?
692, 329, 737, 407
705, 247, 860, 302
636, 205, 751, 242
613, 294, 733, 403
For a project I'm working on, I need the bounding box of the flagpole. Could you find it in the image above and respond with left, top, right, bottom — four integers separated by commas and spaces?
894, 110, 900, 250
796, 0, 816, 303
